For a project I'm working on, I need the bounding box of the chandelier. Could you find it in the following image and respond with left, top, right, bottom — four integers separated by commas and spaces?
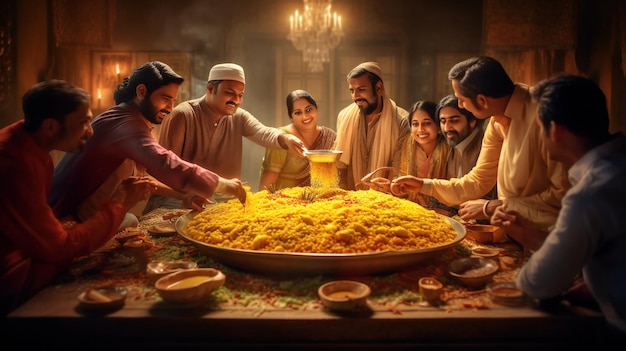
288, 0, 343, 72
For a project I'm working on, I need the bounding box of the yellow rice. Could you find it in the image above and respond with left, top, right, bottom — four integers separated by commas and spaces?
185, 187, 458, 254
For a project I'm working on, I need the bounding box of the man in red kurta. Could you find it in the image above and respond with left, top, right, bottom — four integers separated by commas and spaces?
0, 80, 151, 315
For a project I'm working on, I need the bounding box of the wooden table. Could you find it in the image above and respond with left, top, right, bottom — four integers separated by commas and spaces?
2, 209, 620, 350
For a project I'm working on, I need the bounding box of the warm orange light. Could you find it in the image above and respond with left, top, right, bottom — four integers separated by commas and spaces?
116, 63, 120, 76
97, 88, 102, 100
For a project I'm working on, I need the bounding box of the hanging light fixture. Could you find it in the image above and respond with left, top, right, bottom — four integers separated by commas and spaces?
288, 0, 343, 72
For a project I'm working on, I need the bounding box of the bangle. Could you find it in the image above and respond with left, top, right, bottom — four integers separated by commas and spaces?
482, 200, 492, 218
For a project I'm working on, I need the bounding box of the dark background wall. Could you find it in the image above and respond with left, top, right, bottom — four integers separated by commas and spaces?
1, 0, 625, 189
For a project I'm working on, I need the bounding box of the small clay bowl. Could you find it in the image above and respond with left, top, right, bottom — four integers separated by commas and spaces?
155, 268, 225, 305
487, 281, 529, 307
418, 277, 444, 306
465, 224, 507, 244
78, 285, 128, 311
448, 257, 499, 290
471, 247, 501, 264
318, 280, 371, 312
147, 260, 198, 280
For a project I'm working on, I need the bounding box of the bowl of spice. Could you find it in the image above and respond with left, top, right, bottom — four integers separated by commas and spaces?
448, 257, 499, 290
487, 281, 529, 307
155, 268, 225, 305
318, 280, 371, 312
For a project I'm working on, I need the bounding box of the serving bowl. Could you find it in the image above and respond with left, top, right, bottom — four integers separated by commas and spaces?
147, 260, 198, 280
77, 285, 128, 310
304, 149, 343, 163
448, 257, 499, 290
155, 268, 225, 305
465, 224, 507, 244
487, 281, 529, 307
176, 212, 466, 277
318, 280, 371, 312
471, 247, 501, 263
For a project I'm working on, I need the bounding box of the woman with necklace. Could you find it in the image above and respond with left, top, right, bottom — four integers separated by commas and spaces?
259, 90, 336, 191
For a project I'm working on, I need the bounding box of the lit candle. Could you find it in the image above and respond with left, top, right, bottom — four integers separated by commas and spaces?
333, 12, 337, 29
116, 63, 120, 80
295, 10, 299, 30
338, 15, 342, 30
290, 15, 294, 32
97, 88, 101, 108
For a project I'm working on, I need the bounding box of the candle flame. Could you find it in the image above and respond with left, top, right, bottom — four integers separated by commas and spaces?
97, 88, 102, 100
116, 63, 120, 75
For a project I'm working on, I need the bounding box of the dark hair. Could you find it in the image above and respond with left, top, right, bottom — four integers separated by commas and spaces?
22, 80, 90, 132
347, 67, 382, 92
436, 94, 484, 129
113, 61, 184, 104
532, 74, 610, 144
448, 56, 514, 101
286, 89, 317, 118
408, 100, 438, 125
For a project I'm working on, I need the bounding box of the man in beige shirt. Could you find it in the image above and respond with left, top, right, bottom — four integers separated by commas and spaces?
391, 56, 569, 233
333, 62, 410, 190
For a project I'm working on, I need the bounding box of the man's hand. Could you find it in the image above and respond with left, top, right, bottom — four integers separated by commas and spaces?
183, 194, 212, 211
491, 205, 547, 253
279, 134, 307, 158
112, 177, 156, 211
390, 176, 424, 196
216, 177, 247, 205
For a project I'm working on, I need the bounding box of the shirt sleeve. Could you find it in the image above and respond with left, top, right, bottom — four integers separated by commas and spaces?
1, 164, 125, 266
240, 110, 284, 149
111, 121, 220, 200
515, 190, 595, 299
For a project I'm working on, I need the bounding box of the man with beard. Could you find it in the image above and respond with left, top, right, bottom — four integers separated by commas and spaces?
49, 61, 246, 227
143, 63, 306, 212
333, 62, 410, 190
0, 80, 150, 314
391, 56, 569, 233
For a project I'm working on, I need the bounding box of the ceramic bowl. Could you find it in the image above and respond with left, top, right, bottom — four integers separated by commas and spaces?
78, 285, 128, 310
155, 268, 225, 305
146, 260, 198, 280
448, 257, 499, 290
471, 247, 501, 263
318, 280, 371, 312
418, 276, 444, 306
487, 281, 529, 307
465, 224, 507, 244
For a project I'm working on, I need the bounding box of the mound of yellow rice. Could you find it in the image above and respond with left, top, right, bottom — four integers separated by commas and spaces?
185, 187, 458, 254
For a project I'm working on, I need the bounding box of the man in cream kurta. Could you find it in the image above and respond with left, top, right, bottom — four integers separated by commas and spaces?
334, 62, 410, 190
391, 56, 569, 233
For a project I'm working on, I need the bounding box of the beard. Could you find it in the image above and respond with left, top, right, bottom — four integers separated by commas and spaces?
445, 128, 471, 147
139, 96, 167, 124
356, 95, 379, 116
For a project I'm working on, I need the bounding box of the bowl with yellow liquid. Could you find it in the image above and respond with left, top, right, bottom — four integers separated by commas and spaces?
318, 280, 371, 312
155, 268, 225, 305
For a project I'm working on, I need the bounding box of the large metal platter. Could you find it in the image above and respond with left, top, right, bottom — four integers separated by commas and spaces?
176, 212, 466, 277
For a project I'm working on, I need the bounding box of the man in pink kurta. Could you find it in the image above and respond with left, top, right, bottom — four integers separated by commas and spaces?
49, 61, 246, 223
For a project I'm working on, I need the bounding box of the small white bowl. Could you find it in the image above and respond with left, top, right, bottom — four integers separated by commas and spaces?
318, 280, 371, 312
155, 268, 225, 305
78, 285, 128, 311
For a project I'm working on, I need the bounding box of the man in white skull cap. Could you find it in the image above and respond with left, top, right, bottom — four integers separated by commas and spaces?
144, 63, 306, 212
